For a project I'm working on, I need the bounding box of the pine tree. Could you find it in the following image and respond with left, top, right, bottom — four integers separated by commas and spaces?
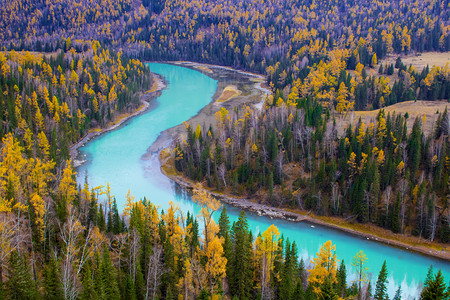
99, 247, 120, 300
420, 270, 448, 300
229, 211, 254, 299
43, 258, 63, 300
80, 260, 97, 300
393, 286, 402, 300
374, 261, 389, 300
4, 251, 37, 300
336, 260, 346, 297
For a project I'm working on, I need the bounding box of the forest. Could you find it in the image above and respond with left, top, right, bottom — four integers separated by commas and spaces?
175, 96, 450, 243
0, 0, 448, 298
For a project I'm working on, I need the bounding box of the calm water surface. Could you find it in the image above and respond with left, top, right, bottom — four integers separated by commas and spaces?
76, 63, 449, 299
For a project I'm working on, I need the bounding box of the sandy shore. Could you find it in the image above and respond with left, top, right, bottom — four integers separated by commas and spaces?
70, 73, 167, 164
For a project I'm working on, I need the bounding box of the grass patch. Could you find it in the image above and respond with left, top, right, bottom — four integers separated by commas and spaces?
217, 85, 242, 102
335, 100, 449, 136
160, 148, 178, 176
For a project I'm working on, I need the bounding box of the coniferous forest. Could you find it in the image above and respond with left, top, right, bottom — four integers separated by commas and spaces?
0, 0, 448, 298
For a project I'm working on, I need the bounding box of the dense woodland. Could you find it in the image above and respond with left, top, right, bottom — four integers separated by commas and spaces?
0, 40, 152, 164
176, 96, 450, 242
0, 0, 448, 298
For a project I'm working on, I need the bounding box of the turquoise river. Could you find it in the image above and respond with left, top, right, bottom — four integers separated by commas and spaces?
76, 63, 449, 299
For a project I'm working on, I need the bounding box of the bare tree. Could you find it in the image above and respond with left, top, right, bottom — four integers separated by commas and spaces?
59, 207, 101, 300
129, 228, 140, 283
145, 245, 164, 300
384, 186, 392, 217
218, 163, 227, 189
428, 197, 438, 242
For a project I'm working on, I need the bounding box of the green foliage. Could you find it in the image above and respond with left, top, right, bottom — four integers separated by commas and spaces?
4, 251, 37, 300
374, 261, 389, 300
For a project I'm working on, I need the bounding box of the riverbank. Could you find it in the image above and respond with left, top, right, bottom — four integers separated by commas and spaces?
160, 148, 450, 262
70, 73, 167, 165
145, 62, 270, 154
151, 63, 450, 262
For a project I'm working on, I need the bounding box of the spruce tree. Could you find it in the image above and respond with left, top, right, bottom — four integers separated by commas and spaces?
43, 258, 63, 300
218, 207, 232, 272
374, 261, 389, 300
336, 260, 346, 297
80, 260, 97, 300
393, 286, 402, 300
420, 270, 448, 300
98, 204, 106, 232
99, 247, 120, 300
291, 281, 304, 300
229, 211, 253, 299
4, 251, 37, 300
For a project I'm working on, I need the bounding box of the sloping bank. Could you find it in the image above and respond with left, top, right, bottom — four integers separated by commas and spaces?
70, 73, 167, 165
160, 154, 449, 262
155, 63, 449, 263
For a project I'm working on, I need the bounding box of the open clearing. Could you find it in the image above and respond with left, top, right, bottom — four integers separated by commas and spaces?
379, 51, 450, 71
335, 100, 449, 136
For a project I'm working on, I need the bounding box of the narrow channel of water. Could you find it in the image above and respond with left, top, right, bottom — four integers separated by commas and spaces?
76, 63, 449, 299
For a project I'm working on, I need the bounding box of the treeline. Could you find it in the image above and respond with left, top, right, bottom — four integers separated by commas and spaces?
0, 41, 152, 164
175, 98, 450, 242
1, 0, 449, 92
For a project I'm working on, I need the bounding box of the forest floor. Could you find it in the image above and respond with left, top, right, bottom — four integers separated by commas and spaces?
333, 100, 449, 136
70, 73, 167, 165
153, 62, 449, 262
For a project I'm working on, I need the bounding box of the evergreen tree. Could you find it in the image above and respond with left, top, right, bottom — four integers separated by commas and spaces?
43, 258, 63, 300
124, 275, 137, 300
280, 240, 297, 300
374, 261, 389, 300
4, 251, 37, 300
99, 247, 120, 300
320, 275, 338, 300
291, 281, 304, 300
218, 207, 232, 272
229, 211, 254, 299
336, 260, 346, 297
420, 270, 448, 300
98, 204, 106, 232
393, 286, 402, 300
80, 260, 97, 300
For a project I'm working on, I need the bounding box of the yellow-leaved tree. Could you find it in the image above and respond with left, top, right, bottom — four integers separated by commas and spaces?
192, 183, 226, 295
351, 250, 368, 292
308, 240, 338, 295
254, 224, 281, 299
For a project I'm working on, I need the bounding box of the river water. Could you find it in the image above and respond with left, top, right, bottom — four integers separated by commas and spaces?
76, 63, 449, 299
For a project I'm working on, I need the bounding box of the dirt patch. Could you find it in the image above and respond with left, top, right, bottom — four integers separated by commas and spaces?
334, 100, 449, 136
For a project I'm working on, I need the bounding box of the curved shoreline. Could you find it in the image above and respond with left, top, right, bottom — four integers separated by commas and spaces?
151, 62, 450, 263
70, 73, 167, 164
